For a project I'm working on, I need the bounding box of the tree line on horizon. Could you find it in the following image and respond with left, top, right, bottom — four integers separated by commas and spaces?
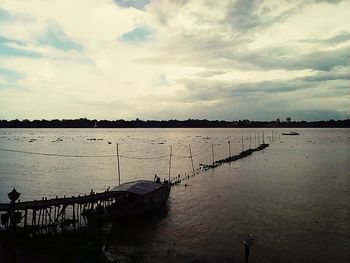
0, 118, 349, 128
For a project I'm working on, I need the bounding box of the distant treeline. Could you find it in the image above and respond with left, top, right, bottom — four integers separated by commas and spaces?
0, 118, 349, 128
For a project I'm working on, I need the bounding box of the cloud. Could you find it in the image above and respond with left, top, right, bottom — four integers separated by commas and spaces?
0, 0, 349, 120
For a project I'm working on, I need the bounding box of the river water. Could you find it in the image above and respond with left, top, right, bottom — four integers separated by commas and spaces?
0, 128, 349, 262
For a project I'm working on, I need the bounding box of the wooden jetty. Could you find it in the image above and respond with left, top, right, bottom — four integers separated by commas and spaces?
0, 188, 126, 235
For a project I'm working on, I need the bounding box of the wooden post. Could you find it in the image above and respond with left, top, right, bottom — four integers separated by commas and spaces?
249, 134, 251, 149
117, 143, 121, 186
168, 145, 172, 182
254, 134, 256, 148
32, 201, 37, 226
44, 199, 47, 231
258, 133, 260, 145
241, 136, 244, 152
228, 140, 231, 157
189, 145, 195, 177
211, 143, 215, 165
72, 202, 76, 230
48, 206, 52, 231
262, 131, 265, 143
24, 209, 28, 228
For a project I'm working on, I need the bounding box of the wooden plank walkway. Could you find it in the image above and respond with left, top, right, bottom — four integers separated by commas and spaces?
0, 189, 124, 234
0, 190, 121, 211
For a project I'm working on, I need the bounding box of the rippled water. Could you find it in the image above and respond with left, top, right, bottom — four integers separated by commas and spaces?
0, 128, 349, 262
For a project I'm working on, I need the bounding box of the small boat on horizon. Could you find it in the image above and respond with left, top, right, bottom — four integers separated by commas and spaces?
282, 131, 300, 135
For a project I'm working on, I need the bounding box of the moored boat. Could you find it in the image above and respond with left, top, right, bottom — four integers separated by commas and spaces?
105, 180, 171, 218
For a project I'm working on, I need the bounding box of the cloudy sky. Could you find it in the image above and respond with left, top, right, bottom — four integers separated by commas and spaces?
0, 0, 349, 121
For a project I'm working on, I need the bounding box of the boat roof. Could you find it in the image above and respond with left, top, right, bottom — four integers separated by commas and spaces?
111, 180, 163, 196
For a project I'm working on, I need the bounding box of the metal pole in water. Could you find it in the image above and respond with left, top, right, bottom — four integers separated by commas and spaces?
168, 145, 172, 182
189, 144, 195, 176
117, 143, 121, 186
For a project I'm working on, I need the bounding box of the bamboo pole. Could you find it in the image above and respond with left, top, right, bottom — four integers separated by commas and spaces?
189, 144, 195, 177
211, 143, 215, 165
262, 131, 265, 143
228, 140, 231, 157
168, 145, 172, 182
117, 143, 121, 186
254, 134, 256, 148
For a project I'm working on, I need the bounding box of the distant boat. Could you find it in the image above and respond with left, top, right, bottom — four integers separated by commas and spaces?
105, 180, 171, 218
282, 131, 300, 135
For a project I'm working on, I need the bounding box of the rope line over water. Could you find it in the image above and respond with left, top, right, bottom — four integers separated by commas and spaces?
0, 148, 113, 158
0, 147, 209, 160
172, 145, 212, 158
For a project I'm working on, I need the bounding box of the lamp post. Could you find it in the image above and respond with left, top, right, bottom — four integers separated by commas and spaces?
8, 188, 20, 203
8, 188, 21, 228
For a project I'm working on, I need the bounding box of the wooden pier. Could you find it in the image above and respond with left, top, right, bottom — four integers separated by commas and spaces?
0, 189, 125, 235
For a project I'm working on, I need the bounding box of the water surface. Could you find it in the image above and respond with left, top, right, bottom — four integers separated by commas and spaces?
0, 128, 349, 262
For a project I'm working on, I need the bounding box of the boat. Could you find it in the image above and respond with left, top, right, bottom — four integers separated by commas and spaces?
282, 131, 300, 135
105, 179, 171, 218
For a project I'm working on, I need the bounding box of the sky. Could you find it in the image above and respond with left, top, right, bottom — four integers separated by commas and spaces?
0, 0, 349, 121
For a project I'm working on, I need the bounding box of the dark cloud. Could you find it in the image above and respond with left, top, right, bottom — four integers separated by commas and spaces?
325, 32, 350, 44
284, 109, 347, 121
315, 0, 343, 4
113, 0, 150, 10
302, 31, 350, 45
234, 46, 350, 71
232, 81, 314, 94
226, 0, 264, 31
225, 0, 307, 33
196, 71, 227, 77
301, 70, 350, 82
